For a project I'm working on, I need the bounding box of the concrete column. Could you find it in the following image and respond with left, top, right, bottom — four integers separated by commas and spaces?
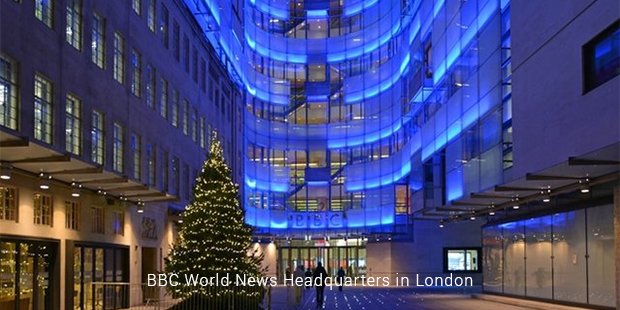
614, 186, 620, 310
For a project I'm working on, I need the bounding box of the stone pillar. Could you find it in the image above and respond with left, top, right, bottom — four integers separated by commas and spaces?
614, 186, 620, 310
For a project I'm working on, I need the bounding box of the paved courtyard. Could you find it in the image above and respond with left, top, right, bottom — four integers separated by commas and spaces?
267, 286, 588, 310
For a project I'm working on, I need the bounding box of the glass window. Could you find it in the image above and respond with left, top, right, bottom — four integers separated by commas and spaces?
65, 200, 79, 230
91, 110, 104, 165
172, 156, 179, 195
199, 116, 206, 148
131, 49, 142, 97
191, 108, 197, 142
171, 89, 179, 127
552, 209, 587, 304
308, 64, 326, 82
33, 193, 53, 226
182, 99, 189, 135
66, 0, 82, 50
586, 204, 615, 307
91, 13, 105, 69
482, 225, 502, 293
113, 123, 124, 173
65, 94, 81, 155
35, 0, 54, 28
183, 35, 189, 73
34, 74, 53, 144
145, 65, 155, 109
112, 211, 124, 235
131, 133, 141, 180
147, 143, 156, 186
172, 20, 180, 61
444, 248, 480, 272
113, 32, 125, 84
583, 21, 619, 92
525, 216, 552, 299
160, 78, 168, 118
0, 186, 18, 222
147, 0, 156, 32
132, 0, 141, 15
91, 206, 104, 233
0, 54, 19, 130
162, 150, 169, 192
160, 4, 169, 48
503, 221, 525, 296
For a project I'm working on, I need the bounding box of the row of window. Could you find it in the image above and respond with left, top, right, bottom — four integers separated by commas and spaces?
0, 186, 124, 235
25, 0, 235, 129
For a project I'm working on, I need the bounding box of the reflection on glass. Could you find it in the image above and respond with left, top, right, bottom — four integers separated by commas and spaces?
553, 210, 586, 303
0, 242, 16, 307
503, 221, 524, 296
482, 225, 502, 293
19, 243, 34, 310
74, 247, 82, 310
525, 216, 552, 299
586, 204, 615, 307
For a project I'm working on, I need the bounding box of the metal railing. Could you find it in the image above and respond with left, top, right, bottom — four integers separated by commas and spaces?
88, 282, 272, 310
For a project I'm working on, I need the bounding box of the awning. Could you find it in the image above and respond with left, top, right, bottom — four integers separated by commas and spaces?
0, 130, 178, 205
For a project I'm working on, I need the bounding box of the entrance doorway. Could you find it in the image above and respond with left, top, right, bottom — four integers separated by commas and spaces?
141, 247, 158, 302
277, 242, 366, 280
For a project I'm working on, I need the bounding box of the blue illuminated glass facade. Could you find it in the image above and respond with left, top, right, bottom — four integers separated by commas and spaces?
186, 0, 513, 235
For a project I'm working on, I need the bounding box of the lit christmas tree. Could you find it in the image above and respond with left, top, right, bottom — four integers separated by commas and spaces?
166, 131, 265, 309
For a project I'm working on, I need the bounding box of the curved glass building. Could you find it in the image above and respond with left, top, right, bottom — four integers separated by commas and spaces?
186, 0, 511, 236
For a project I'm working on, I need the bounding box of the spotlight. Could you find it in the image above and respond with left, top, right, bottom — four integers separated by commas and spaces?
71, 182, 82, 197
137, 201, 144, 213
439, 220, 444, 228
541, 187, 551, 202
489, 211, 495, 216
39, 173, 51, 190
579, 178, 590, 193
512, 197, 520, 209
512, 205, 520, 210
0, 161, 12, 180
470, 215, 476, 221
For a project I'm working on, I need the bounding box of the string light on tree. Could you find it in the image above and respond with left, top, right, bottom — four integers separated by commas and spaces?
165, 130, 265, 308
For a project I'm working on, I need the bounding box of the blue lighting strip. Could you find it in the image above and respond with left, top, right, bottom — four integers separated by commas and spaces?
307, 10, 328, 18
250, 0, 289, 20
433, 0, 497, 84
344, 53, 410, 103
344, 0, 379, 16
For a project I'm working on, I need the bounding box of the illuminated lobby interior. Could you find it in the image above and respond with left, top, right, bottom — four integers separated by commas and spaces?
0, 0, 618, 309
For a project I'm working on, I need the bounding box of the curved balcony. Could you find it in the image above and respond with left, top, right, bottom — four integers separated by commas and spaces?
343, 50, 410, 103
343, 132, 421, 191
250, 0, 289, 20
244, 95, 408, 150
244, 160, 290, 192
244, 0, 408, 64
245, 65, 291, 105
244, 204, 395, 229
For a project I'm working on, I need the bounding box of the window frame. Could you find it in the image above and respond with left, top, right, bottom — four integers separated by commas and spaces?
582, 20, 620, 93
443, 247, 481, 273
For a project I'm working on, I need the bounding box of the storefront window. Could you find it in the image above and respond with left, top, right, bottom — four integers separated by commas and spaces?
444, 248, 480, 272
0, 238, 57, 310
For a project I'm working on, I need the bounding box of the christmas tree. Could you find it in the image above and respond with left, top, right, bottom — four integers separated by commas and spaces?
165, 131, 264, 309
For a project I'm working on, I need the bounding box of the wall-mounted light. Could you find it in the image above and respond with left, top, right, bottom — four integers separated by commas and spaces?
0, 161, 12, 180
137, 201, 145, 213
512, 197, 520, 209
39, 173, 51, 190
489, 211, 495, 216
541, 188, 551, 202
71, 182, 82, 197
439, 220, 444, 228
579, 178, 590, 193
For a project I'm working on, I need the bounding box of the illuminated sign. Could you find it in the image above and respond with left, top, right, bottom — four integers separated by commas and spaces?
288, 212, 344, 229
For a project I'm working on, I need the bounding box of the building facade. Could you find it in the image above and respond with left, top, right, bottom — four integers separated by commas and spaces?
0, 0, 241, 309
188, 0, 619, 308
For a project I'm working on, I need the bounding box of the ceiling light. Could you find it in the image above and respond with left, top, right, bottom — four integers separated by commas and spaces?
0, 161, 12, 180
489, 211, 495, 216
137, 201, 145, 213
439, 220, 444, 228
512, 197, 520, 209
